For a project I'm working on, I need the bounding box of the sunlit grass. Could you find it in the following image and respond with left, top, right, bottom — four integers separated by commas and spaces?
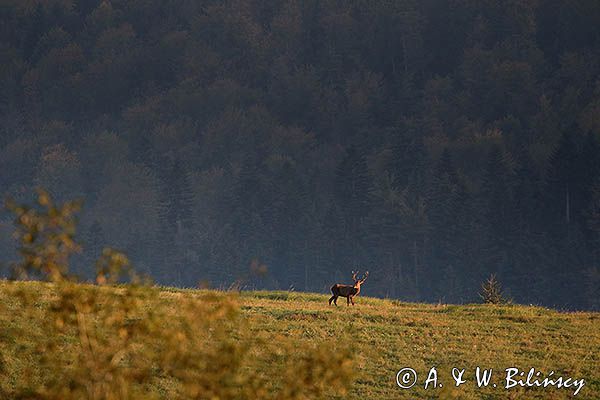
0, 280, 598, 399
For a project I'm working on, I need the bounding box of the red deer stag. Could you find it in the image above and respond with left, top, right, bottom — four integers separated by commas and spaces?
329, 271, 369, 306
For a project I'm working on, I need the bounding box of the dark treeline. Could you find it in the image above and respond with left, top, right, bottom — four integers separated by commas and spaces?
0, 0, 599, 309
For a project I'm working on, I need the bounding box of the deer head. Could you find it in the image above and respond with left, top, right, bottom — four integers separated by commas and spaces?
352, 270, 369, 288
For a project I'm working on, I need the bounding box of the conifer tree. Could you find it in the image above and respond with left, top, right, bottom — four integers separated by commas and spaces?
479, 274, 505, 304
334, 146, 371, 266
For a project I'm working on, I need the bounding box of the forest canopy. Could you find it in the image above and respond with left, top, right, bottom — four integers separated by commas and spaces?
0, 0, 599, 310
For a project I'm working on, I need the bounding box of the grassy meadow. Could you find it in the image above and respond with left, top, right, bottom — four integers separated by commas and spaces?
0, 280, 598, 399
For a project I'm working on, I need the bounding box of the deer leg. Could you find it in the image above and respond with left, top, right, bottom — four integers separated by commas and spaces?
347, 296, 350, 306
328, 295, 336, 305
350, 296, 355, 305
334, 296, 338, 305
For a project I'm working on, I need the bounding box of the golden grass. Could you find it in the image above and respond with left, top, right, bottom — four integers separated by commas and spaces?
0, 281, 598, 399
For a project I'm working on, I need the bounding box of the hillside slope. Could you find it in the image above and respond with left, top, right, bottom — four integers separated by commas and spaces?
0, 281, 598, 399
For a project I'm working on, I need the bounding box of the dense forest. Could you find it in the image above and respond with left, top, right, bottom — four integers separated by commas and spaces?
0, 0, 599, 309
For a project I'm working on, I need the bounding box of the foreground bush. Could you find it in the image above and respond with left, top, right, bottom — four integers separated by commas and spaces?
0, 191, 353, 399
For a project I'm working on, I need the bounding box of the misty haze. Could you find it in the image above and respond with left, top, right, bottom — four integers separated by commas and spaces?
1, 0, 599, 311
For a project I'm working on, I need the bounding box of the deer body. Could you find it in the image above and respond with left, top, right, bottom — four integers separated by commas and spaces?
329, 271, 369, 306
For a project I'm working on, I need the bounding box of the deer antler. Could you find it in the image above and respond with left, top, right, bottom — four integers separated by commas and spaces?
361, 271, 369, 282
352, 271, 359, 282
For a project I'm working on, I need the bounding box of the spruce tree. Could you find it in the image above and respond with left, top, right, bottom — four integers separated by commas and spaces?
334, 145, 371, 266
479, 274, 505, 304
